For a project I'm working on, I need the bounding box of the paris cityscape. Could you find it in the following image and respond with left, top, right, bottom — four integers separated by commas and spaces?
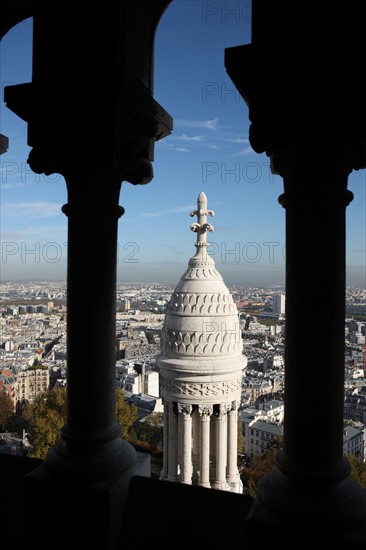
1, 278, 365, 476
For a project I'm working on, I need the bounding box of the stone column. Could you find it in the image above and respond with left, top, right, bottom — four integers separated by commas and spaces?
177, 407, 182, 477
167, 402, 178, 481
160, 400, 169, 480
246, 147, 366, 542
227, 401, 240, 486
178, 404, 192, 484
34, 190, 138, 489
55, 201, 131, 458
198, 405, 212, 488
266, 149, 357, 481
214, 403, 228, 490
209, 408, 216, 482
23, 185, 139, 550
192, 408, 200, 484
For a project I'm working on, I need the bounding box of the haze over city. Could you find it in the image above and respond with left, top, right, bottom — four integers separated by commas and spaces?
1, 2, 365, 287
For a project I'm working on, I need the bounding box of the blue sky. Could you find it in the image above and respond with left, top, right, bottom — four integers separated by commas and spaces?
1, 1, 365, 287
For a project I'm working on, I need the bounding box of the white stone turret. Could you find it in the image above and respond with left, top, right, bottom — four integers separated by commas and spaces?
158, 192, 246, 492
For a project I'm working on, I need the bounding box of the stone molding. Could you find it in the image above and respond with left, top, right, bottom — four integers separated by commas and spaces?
161, 378, 241, 398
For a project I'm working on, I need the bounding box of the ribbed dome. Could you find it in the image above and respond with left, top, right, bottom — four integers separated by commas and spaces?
158, 192, 245, 375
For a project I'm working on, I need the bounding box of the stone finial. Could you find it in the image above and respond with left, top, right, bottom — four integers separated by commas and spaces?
190, 192, 215, 251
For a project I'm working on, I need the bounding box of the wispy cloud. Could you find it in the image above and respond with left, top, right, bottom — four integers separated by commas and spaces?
1, 225, 67, 240
141, 204, 195, 218
155, 141, 190, 153
1, 181, 29, 190
157, 126, 251, 157
170, 134, 206, 142
2, 201, 63, 218
233, 146, 255, 156
175, 118, 219, 131
224, 137, 250, 144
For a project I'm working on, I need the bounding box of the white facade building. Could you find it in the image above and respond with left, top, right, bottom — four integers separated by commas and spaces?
158, 193, 247, 493
116, 361, 160, 398
16, 367, 50, 408
343, 424, 365, 462
244, 419, 284, 459
144, 370, 159, 397
257, 400, 285, 423
273, 293, 285, 315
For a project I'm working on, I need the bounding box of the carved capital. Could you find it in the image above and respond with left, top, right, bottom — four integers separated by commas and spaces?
270, 144, 360, 199
27, 140, 154, 191
177, 403, 192, 416
229, 400, 240, 413
198, 405, 213, 418
350, 140, 366, 171
217, 402, 232, 417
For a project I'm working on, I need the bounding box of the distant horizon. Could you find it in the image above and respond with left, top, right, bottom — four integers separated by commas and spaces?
0, 277, 286, 287
1, 278, 364, 291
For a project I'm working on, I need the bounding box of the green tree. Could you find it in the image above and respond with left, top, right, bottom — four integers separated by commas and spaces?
348, 453, 366, 488
23, 386, 67, 459
136, 412, 163, 453
116, 388, 138, 439
237, 421, 245, 460
23, 386, 138, 459
0, 390, 14, 431
241, 436, 283, 497
242, 444, 366, 496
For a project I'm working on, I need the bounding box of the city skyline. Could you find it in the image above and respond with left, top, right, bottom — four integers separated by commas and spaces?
1, 2, 365, 287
